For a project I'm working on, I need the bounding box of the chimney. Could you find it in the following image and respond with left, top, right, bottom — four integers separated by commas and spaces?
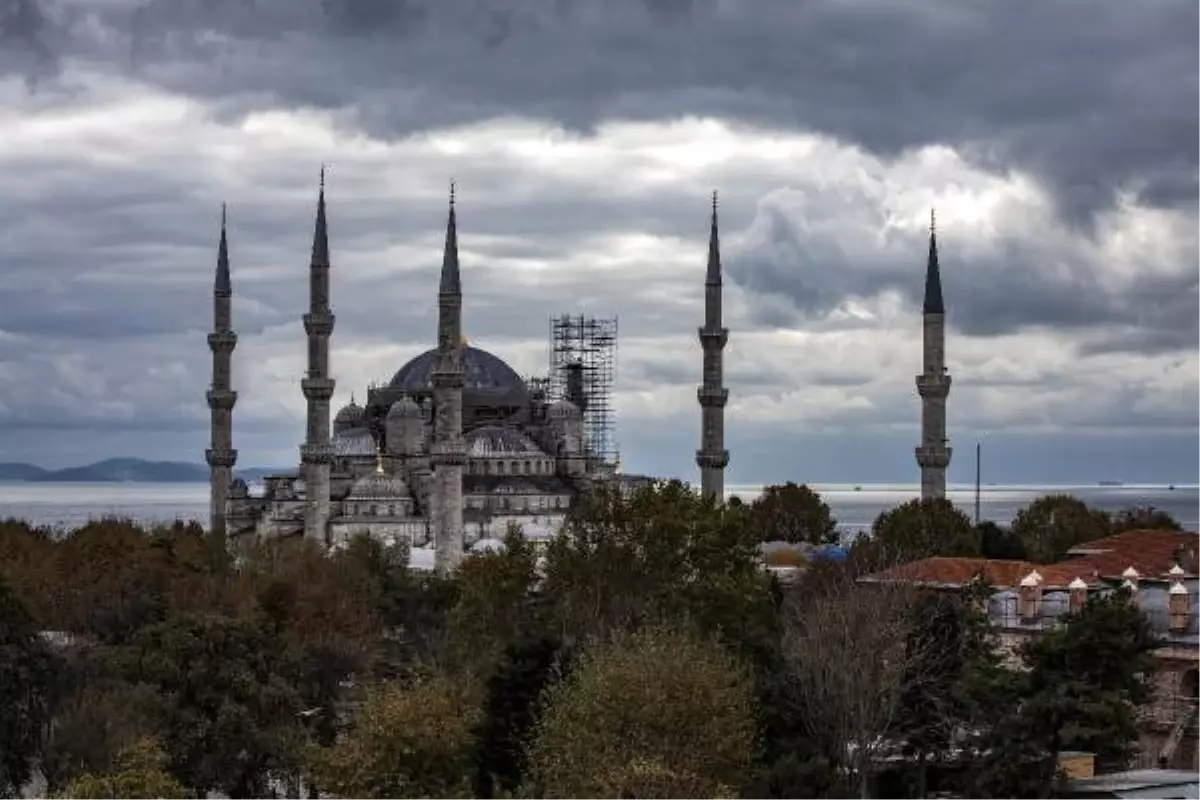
1121, 566, 1140, 603
1169, 582, 1190, 633
1018, 570, 1043, 621
1068, 577, 1088, 613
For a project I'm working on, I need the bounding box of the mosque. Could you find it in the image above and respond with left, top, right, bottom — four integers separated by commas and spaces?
205, 176, 949, 574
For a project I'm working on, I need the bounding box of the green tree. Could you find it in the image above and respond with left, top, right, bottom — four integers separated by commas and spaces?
59, 738, 189, 799
543, 480, 775, 655
127, 613, 305, 798
869, 498, 978, 562
965, 589, 1159, 797
447, 526, 539, 682
976, 521, 1027, 560
470, 635, 569, 798
306, 678, 478, 799
749, 482, 839, 545
0, 577, 60, 797
1011, 495, 1110, 563
1110, 505, 1183, 534
527, 626, 757, 798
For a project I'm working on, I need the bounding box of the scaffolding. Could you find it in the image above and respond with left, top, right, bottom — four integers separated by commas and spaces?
548, 314, 618, 463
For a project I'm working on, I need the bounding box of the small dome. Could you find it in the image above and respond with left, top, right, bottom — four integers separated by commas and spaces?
1020, 570, 1043, 587
1169, 581, 1188, 595
1122, 566, 1140, 580
388, 396, 423, 418
335, 399, 365, 425
1068, 577, 1088, 590
347, 470, 409, 500
548, 398, 581, 419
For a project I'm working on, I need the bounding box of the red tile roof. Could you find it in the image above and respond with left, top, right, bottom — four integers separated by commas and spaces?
861, 530, 1199, 590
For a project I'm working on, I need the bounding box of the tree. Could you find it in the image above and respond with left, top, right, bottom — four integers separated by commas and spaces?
59, 738, 189, 799
127, 613, 305, 798
1011, 495, 1110, 564
527, 626, 757, 799
543, 480, 776, 657
306, 678, 478, 799
447, 526, 539, 682
0, 577, 60, 797
976, 521, 1027, 560
869, 498, 978, 562
749, 482, 839, 545
470, 635, 570, 798
779, 568, 931, 797
965, 589, 1159, 797
1110, 506, 1183, 534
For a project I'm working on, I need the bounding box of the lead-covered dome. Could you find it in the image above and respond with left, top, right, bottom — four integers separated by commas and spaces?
347, 470, 409, 500
388, 346, 527, 396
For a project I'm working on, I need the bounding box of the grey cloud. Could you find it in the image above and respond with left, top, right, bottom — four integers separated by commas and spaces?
14, 0, 1193, 226
728, 189, 1200, 354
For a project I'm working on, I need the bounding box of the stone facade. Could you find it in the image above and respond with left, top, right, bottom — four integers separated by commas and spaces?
212, 183, 635, 569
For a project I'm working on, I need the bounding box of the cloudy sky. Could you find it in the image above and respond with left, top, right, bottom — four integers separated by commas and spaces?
0, 0, 1196, 485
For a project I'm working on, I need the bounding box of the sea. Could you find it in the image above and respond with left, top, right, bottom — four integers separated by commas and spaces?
0, 481, 1195, 538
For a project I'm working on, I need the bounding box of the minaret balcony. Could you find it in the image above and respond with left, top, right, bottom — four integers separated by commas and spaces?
697, 386, 729, 408
696, 449, 730, 469
299, 443, 335, 465
915, 445, 952, 469
207, 331, 238, 352
302, 312, 336, 336
301, 376, 336, 400
206, 389, 238, 410
697, 327, 729, 348
205, 448, 238, 468
915, 372, 952, 398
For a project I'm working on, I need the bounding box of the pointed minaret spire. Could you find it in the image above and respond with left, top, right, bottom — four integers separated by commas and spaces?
707, 190, 722, 285
923, 207, 944, 314
215, 203, 231, 295
431, 180, 466, 573
300, 169, 336, 543
440, 180, 461, 295
206, 203, 238, 537
311, 165, 330, 268
697, 191, 730, 502
915, 207, 952, 500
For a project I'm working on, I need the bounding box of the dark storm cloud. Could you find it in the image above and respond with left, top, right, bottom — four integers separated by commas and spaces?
14, 0, 1196, 225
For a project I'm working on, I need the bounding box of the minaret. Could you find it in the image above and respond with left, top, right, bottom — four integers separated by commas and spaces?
915, 209, 952, 499
300, 168, 336, 543
696, 191, 730, 502
431, 183, 466, 573
206, 204, 238, 537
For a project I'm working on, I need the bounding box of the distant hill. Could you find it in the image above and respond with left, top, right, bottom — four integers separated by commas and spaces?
0, 458, 280, 483
0, 462, 49, 480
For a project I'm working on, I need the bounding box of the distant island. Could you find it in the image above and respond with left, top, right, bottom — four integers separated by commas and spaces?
0, 458, 279, 484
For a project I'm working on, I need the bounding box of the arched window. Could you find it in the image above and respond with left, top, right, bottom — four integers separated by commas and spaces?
370, 504, 378, 516
524, 460, 531, 474
1184, 668, 1199, 699
498, 460, 506, 474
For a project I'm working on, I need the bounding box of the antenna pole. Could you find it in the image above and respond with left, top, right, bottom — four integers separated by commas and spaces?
974, 441, 982, 525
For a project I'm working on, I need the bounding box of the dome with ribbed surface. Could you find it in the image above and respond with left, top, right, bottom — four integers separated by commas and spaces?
388, 345, 526, 396
347, 471, 409, 500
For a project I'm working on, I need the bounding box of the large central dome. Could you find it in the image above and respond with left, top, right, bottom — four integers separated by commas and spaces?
388, 345, 527, 395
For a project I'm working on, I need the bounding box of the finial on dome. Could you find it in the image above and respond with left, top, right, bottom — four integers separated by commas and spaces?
375, 442, 384, 474
320, 163, 326, 191
930, 207, 936, 235
221, 202, 227, 229
449, 179, 456, 208
712, 190, 718, 215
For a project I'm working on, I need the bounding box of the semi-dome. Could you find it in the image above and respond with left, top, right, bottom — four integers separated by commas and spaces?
347, 470, 409, 500
466, 424, 546, 456
388, 345, 527, 396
